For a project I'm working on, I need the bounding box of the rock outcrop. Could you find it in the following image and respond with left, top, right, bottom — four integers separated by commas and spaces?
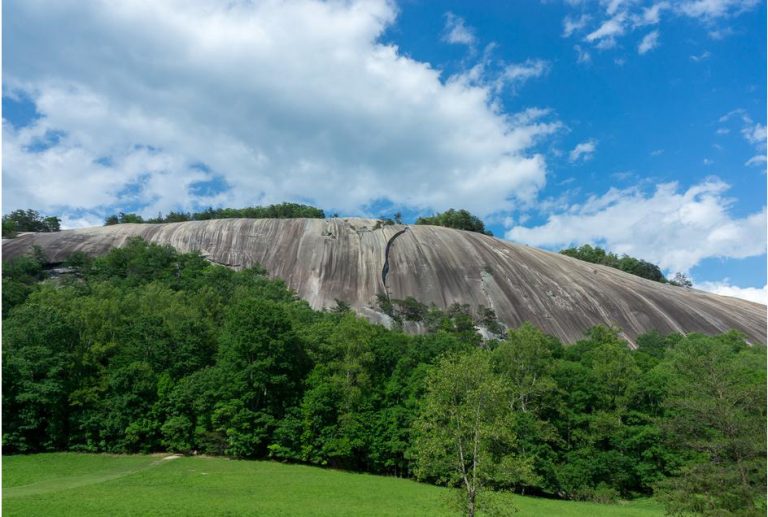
4, 218, 765, 345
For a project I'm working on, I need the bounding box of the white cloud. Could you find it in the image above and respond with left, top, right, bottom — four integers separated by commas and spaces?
563, 14, 590, 37
718, 109, 745, 123
569, 140, 598, 162
717, 109, 766, 165
638, 30, 660, 54
604, 0, 627, 16
498, 59, 550, 91
678, 0, 760, 20
3, 0, 560, 220
708, 27, 736, 39
574, 44, 592, 63
586, 14, 626, 48
566, 0, 758, 54
690, 50, 712, 61
506, 179, 767, 273
443, 12, 476, 47
637, 2, 670, 25
697, 281, 767, 304
742, 122, 767, 146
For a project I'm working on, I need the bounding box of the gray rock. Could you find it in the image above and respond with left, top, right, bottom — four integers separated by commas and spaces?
4, 218, 765, 344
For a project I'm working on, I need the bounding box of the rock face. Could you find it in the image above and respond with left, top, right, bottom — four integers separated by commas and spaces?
3, 218, 766, 345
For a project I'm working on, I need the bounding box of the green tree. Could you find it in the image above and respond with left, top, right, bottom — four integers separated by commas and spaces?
216, 298, 308, 457
3, 250, 48, 315
286, 315, 380, 469
2, 303, 80, 452
493, 323, 559, 414
656, 333, 766, 516
668, 272, 692, 288
2, 209, 61, 236
413, 350, 523, 516
119, 212, 145, 224
560, 244, 665, 283
491, 324, 562, 494
416, 209, 492, 236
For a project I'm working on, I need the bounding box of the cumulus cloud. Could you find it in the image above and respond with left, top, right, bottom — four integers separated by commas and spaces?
3, 0, 561, 221
569, 140, 597, 162
638, 30, 660, 54
697, 281, 767, 304
506, 179, 767, 273
443, 12, 476, 46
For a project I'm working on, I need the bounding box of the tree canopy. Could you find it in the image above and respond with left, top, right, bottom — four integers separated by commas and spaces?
559, 244, 667, 283
415, 209, 492, 236
2, 209, 61, 238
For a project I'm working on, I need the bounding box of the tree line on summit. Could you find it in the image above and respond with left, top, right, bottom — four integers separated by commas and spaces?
1, 209, 61, 238
559, 244, 693, 287
3, 239, 764, 515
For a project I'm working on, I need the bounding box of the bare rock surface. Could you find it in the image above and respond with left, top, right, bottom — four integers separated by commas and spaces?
3, 218, 765, 344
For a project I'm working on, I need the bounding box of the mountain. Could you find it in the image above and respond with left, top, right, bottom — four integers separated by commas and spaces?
3, 217, 765, 345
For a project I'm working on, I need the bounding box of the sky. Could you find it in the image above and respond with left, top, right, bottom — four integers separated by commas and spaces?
2, 0, 766, 303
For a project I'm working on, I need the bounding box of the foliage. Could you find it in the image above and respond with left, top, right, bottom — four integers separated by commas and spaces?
2, 209, 61, 237
104, 213, 144, 225
415, 209, 492, 236
2, 246, 48, 315
559, 244, 665, 283
104, 202, 325, 226
413, 350, 523, 516
654, 333, 766, 515
667, 272, 692, 288
2, 240, 764, 514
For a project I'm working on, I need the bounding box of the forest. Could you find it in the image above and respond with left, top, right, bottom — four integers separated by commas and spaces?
2, 239, 765, 516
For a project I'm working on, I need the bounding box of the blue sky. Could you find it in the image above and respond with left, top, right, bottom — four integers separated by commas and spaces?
2, 0, 766, 302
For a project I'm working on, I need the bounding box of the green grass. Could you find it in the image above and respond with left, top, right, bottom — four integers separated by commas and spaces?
3, 453, 664, 516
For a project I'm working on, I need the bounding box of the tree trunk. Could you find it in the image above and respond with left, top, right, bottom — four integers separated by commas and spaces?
467, 489, 476, 517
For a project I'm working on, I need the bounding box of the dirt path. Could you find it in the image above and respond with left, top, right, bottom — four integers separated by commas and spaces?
3, 455, 181, 498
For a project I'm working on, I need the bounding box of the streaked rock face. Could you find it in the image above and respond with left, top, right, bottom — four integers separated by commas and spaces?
4, 218, 765, 345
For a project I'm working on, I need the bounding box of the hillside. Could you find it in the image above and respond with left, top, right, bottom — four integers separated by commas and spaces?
3, 217, 765, 344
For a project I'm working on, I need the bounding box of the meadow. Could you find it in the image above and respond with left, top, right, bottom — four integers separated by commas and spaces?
2, 453, 663, 516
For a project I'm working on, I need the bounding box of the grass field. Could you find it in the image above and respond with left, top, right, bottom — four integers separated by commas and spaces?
2, 453, 664, 516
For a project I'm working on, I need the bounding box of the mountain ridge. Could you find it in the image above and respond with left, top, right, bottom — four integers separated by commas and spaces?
3, 217, 765, 345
